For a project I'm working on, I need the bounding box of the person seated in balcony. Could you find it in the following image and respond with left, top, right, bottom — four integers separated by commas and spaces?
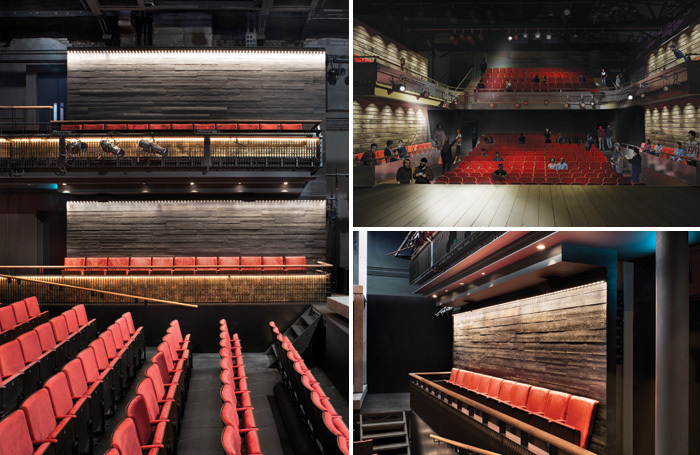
578, 74, 586, 84
384, 140, 399, 162
360, 143, 377, 166
611, 144, 624, 173
493, 163, 508, 179
642, 139, 652, 153
413, 157, 434, 183
542, 75, 547, 83
532, 74, 540, 83
396, 139, 409, 159
476, 78, 486, 89
547, 157, 557, 170
556, 157, 568, 171
518, 133, 526, 144
653, 140, 663, 157
673, 142, 685, 162
493, 151, 504, 161
557, 133, 566, 144
544, 128, 552, 143
505, 80, 512, 91
396, 159, 413, 184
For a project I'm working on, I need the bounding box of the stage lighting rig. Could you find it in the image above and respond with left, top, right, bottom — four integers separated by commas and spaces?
99, 139, 124, 157
139, 138, 168, 157
63, 140, 87, 157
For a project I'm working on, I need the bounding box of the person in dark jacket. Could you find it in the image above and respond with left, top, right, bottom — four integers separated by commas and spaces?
471, 127, 478, 149
630, 149, 642, 183
414, 158, 434, 183
396, 140, 409, 159
384, 140, 398, 162
441, 137, 458, 174
396, 159, 413, 184
480, 58, 487, 76
360, 143, 377, 166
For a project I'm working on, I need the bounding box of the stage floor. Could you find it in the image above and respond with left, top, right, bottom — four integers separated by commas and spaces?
354, 184, 700, 227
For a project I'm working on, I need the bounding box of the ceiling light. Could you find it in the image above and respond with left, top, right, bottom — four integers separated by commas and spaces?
546, 33, 552, 40
543, 99, 549, 105
62, 182, 66, 186
579, 101, 586, 108
522, 32, 528, 39
537, 244, 546, 250
489, 102, 496, 108
564, 102, 570, 108
535, 31, 541, 39
432, 294, 437, 298
281, 189, 288, 193
514, 102, 521, 108
627, 94, 634, 100
283, 181, 288, 185
640, 93, 646, 98
508, 35, 513, 41
190, 182, 195, 185
459, 282, 465, 285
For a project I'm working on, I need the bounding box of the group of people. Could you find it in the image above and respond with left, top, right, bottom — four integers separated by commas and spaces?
359, 139, 410, 166
640, 130, 699, 166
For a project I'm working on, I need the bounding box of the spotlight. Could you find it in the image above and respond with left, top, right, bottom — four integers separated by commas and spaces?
63, 140, 87, 157
640, 93, 646, 98
514, 102, 521, 108
392, 82, 406, 92
489, 102, 496, 108
579, 101, 586, 108
432, 294, 437, 298
537, 244, 546, 250
522, 32, 528, 39
535, 31, 541, 39
138, 139, 168, 156
627, 94, 634, 100
326, 68, 340, 85
544, 99, 549, 105
546, 33, 552, 40
663, 85, 669, 91
564, 102, 570, 108
508, 35, 513, 41
523, 100, 529, 106
99, 139, 124, 157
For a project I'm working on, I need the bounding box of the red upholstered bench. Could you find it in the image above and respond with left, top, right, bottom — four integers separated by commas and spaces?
107, 257, 129, 275
173, 257, 195, 275
85, 257, 107, 276
285, 256, 306, 273
129, 257, 151, 275
63, 257, 85, 276
218, 257, 240, 275
263, 256, 284, 274
241, 256, 262, 274
195, 257, 217, 275
152, 257, 173, 275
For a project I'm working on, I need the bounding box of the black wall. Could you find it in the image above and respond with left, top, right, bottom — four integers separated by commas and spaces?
367, 294, 452, 393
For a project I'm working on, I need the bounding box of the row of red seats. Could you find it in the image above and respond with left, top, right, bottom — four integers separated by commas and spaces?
0, 303, 98, 419
59, 123, 303, 132
445, 368, 598, 449
220, 319, 262, 455
435, 175, 632, 185
269, 321, 348, 455
63, 256, 307, 275
0, 297, 49, 345
0, 310, 144, 455
479, 134, 587, 146
353, 142, 433, 164
447, 169, 623, 180
484, 67, 587, 76
105, 320, 192, 455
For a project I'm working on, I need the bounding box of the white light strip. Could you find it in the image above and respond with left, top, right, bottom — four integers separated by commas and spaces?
67, 49, 326, 66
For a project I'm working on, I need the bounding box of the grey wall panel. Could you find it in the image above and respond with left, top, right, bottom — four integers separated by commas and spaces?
66, 49, 326, 121
66, 199, 326, 259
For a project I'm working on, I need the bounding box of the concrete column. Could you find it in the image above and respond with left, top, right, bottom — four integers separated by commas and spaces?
622, 262, 634, 455
655, 231, 689, 455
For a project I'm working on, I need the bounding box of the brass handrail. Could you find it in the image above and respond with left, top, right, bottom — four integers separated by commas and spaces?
430, 434, 504, 455
409, 372, 596, 455
0, 273, 198, 309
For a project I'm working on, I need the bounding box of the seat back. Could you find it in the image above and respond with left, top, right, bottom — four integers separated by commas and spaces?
85, 257, 107, 275
107, 257, 129, 275
0, 340, 26, 378
168, 320, 185, 342
136, 378, 160, 421
89, 339, 111, 370
145, 364, 167, 400
62, 310, 80, 334
174, 256, 195, 274
129, 257, 151, 275
111, 418, 144, 455
49, 316, 70, 342
64, 257, 85, 275
24, 297, 41, 319
218, 257, 240, 274
565, 396, 599, 448
126, 395, 153, 445
73, 304, 89, 327
262, 256, 284, 274
487, 377, 503, 398
544, 390, 572, 421
161, 333, 180, 360
526, 386, 550, 413
77, 347, 101, 383
222, 425, 242, 455
0, 306, 16, 331
152, 257, 174, 275
44, 371, 77, 418
11, 300, 30, 324
99, 331, 119, 359
152, 352, 171, 386
0, 409, 36, 455
511, 383, 531, 407
498, 380, 516, 402
477, 375, 492, 394
460, 371, 473, 389
240, 256, 262, 273
195, 257, 217, 274
116, 318, 131, 343
20, 388, 59, 442
17, 330, 43, 363
157, 342, 177, 370
63, 358, 89, 397
448, 368, 458, 384
467, 372, 481, 390
108, 325, 125, 349
454, 369, 464, 385
122, 312, 136, 334
35, 323, 57, 351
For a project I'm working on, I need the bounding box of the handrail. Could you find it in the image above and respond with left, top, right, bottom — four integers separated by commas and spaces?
0, 273, 198, 308
0, 106, 55, 110
409, 372, 597, 455
454, 68, 474, 92
430, 434, 503, 455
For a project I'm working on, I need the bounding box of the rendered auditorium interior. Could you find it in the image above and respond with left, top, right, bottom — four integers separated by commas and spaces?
0, 1, 349, 455
353, 1, 700, 227
353, 230, 700, 455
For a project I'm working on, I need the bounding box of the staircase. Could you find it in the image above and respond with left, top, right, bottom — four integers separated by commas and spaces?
267, 306, 321, 366
359, 412, 411, 455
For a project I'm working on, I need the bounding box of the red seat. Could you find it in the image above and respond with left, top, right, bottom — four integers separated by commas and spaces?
17, 330, 54, 384
550, 396, 599, 448
136, 378, 177, 434
218, 257, 240, 275
129, 257, 152, 276
195, 257, 217, 275
262, 256, 284, 274
173, 257, 195, 275
0, 306, 17, 332
513, 385, 550, 422
126, 394, 170, 454
11, 300, 30, 325
240, 256, 262, 274
0, 409, 51, 454
499, 382, 531, 415
24, 298, 43, 320
85, 257, 107, 275
63, 258, 85, 276
151, 257, 173, 275
44, 371, 93, 453
285, 256, 306, 273
111, 417, 162, 455
62, 358, 105, 433
446, 368, 458, 385
21, 388, 74, 455
222, 424, 262, 455
530, 390, 572, 430
108, 257, 129, 275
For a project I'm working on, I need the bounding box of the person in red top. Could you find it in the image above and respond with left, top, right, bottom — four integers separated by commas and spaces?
596, 126, 606, 150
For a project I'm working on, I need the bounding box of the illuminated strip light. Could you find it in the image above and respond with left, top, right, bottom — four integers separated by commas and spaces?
67, 49, 326, 66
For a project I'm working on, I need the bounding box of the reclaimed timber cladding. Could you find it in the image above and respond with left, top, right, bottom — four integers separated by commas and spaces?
66, 49, 326, 120
646, 21, 700, 75
353, 97, 428, 153
353, 22, 429, 78
66, 200, 325, 260
644, 98, 700, 148
453, 282, 608, 455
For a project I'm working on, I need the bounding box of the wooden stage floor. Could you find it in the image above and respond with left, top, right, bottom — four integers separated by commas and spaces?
354, 184, 700, 227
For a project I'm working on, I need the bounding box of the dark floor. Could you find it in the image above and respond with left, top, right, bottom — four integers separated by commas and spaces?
359, 393, 411, 415
94, 350, 348, 455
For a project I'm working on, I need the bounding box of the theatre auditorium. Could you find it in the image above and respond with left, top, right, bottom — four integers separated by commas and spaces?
0, 2, 349, 455
353, 231, 699, 455
353, 2, 700, 227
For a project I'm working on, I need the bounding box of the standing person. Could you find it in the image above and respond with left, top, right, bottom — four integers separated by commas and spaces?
360, 143, 377, 166
600, 68, 607, 87
518, 133, 526, 144
480, 57, 487, 76
396, 159, 413, 184
544, 128, 552, 143
597, 125, 606, 150
605, 125, 613, 150
610, 143, 623, 173
454, 129, 463, 164
670, 44, 688, 63
384, 140, 398, 162
471, 127, 478, 149
434, 123, 446, 149
585, 133, 595, 151
615, 74, 622, 90
673, 141, 685, 162
629, 149, 642, 183
441, 137, 457, 174
396, 140, 409, 159
413, 158, 434, 183
547, 157, 557, 170
685, 130, 699, 167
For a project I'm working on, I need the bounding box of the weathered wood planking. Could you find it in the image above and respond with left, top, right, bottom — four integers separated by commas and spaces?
66, 200, 326, 259
644, 100, 700, 149
66, 50, 326, 121
353, 97, 428, 153
645, 21, 700, 75
354, 22, 429, 78
453, 282, 608, 455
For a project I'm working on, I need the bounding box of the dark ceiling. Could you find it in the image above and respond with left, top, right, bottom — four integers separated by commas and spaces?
0, 0, 348, 45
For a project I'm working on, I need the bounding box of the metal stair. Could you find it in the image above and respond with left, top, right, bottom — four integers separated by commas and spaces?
359, 412, 411, 455
266, 305, 322, 367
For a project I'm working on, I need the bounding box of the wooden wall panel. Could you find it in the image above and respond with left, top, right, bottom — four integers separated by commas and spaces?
354, 22, 428, 78
644, 99, 700, 148
646, 21, 700, 75
353, 97, 428, 154
66, 200, 325, 260
66, 49, 326, 120
453, 281, 607, 455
